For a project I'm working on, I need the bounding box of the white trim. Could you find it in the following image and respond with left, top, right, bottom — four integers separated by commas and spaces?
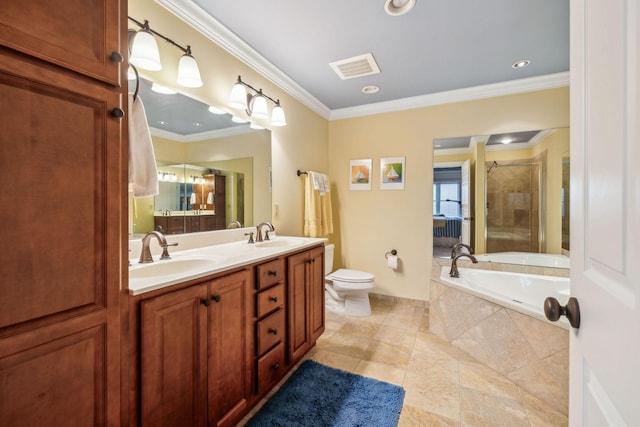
150, 125, 257, 143
156, 0, 569, 121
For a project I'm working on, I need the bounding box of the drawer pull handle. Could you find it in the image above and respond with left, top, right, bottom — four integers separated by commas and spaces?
271, 363, 280, 371
268, 270, 278, 277
201, 298, 211, 307
269, 296, 278, 303
212, 295, 221, 303
268, 328, 278, 335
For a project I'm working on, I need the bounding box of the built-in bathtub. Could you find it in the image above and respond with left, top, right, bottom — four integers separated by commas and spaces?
437, 266, 570, 327
473, 251, 570, 269
429, 266, 570, 415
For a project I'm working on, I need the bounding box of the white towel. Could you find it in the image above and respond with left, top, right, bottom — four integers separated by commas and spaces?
128, 94, 159, 197
206, 192, 214, 204
309, 171, 330, 195
190, 192, 196, 205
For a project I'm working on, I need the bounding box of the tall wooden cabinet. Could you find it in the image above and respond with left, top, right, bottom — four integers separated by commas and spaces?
0, 1, 126, 426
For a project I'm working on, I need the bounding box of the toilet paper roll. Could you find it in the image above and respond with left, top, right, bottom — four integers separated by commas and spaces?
387, 255, 398, 270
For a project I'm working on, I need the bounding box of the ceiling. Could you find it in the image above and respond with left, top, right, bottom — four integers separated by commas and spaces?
433, 130, 543, 151
157, 0, 569, 120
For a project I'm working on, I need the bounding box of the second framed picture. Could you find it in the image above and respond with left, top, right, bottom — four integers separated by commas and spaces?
380, 157, 405, 190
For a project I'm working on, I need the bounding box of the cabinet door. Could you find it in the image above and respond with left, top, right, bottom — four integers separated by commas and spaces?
308, 246, 326, 342
0, 45, 123, 426
0, 0, 121, 84
287, 251, 311, 363
208, 269, 252, 427
141, 285, 209, 427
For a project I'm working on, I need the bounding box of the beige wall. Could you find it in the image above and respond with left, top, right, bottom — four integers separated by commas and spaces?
329, 88, 569, 301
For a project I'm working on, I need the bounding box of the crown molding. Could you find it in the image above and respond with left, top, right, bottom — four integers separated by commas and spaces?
155, 0, 569, 122
156, 0, 332, 119
330, 72, 570, 120
150, 125, 257, 143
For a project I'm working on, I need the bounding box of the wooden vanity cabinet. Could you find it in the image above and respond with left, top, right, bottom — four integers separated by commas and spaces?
140, 269, 252, 427
287, 246, 325, 364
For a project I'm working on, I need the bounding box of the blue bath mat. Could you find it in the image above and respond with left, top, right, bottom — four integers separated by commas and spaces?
245, 359, 405, 427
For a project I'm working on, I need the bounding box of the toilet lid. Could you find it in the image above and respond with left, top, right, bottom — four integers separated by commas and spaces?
329, 269, 374, 283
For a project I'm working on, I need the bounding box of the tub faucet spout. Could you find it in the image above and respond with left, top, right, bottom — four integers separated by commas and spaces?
449, 253, 478, 278
451, 243, 474, 259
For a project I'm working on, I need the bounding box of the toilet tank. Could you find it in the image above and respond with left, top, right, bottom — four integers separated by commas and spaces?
324, 244, 334, 275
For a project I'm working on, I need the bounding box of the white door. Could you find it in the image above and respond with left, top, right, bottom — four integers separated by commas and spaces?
568, 0, 640, 425
460, 159, 471, 245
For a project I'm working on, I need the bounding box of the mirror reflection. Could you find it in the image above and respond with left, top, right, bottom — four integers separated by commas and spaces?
128, 78, 271, 237
433, 128, 570, 268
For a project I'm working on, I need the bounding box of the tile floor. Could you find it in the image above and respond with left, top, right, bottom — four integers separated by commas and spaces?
242, 298, 568, 426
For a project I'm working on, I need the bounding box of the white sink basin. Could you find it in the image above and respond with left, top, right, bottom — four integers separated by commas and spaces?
130, 258, 219, 279
255, 238, 306, 248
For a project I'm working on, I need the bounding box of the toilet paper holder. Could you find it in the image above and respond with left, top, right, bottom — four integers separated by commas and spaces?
385, 249, 398, 258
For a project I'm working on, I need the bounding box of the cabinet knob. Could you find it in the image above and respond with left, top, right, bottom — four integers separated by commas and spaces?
268, 270, 277, 277
109, 51, 124, 63
269, 296, 278, 303
268, 328, 278, 335
201, 298, 211, 307
212, 295, 221, 303
111, 107, 124, 118
271, 363, 280, 371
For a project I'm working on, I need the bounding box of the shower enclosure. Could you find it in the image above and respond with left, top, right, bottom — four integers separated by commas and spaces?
485, 158, 545, 253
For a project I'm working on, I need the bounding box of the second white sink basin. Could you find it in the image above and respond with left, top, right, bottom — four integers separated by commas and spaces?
130, 258, 220, 279
255, 238, 306, 248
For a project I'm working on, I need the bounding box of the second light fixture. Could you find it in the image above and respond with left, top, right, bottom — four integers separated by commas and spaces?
229, 76, 286, 127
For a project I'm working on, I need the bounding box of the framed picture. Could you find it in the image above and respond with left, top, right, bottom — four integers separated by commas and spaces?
349, 159, 372, 190
380, 156, 405, 190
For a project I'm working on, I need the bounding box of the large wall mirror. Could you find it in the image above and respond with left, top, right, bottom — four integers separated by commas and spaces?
433, 128, 569, 268
128, 78, 271, 237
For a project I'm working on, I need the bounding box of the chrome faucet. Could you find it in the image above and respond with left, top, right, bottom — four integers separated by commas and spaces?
139, 231, 171, 263
227, 220, 242, 229
449, 253, 478, 278
256, 221, 275, 242
451, 243, 474, 259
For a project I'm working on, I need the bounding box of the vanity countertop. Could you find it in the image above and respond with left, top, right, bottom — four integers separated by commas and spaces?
128, 235, 327, 296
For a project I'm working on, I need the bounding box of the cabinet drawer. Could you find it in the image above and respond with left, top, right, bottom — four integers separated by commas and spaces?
256, 258, 285, 290
256, 283, 285, 317
256, 342, 286, 395
256, 309, 285, 355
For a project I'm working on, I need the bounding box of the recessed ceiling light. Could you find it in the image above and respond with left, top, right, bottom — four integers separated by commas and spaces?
384, 0, 416, 16
157, 120, 167, 125
512, 59, 531, 69
193, 122, 201, 127
208, 105, 226, 115
362, 85, 380, 94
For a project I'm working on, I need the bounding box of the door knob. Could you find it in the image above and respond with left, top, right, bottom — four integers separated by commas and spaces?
544, 297, 580, 329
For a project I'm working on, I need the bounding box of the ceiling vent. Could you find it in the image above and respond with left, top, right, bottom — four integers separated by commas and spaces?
329, 53, 381, 80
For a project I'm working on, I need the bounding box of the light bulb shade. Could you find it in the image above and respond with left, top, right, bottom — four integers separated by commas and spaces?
177, 54, 203, 88
249, 94, 269, 119
229, 83, 248, 109
270, 103, 286, 127
129, 30, 162, 71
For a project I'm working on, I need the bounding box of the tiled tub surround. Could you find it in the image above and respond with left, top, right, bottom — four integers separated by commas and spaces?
429, 258, 569, 415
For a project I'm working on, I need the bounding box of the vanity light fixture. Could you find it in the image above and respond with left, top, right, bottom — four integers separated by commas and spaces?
384, 0, 416, 16
128, 16, 203, 88
228, 76, 287, 127
208, 105, 227, 115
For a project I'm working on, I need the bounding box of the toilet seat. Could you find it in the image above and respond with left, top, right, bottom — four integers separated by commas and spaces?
328, 268, 374, 283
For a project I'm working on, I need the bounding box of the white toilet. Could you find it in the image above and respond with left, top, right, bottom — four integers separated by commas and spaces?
324, 244, 375, 316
